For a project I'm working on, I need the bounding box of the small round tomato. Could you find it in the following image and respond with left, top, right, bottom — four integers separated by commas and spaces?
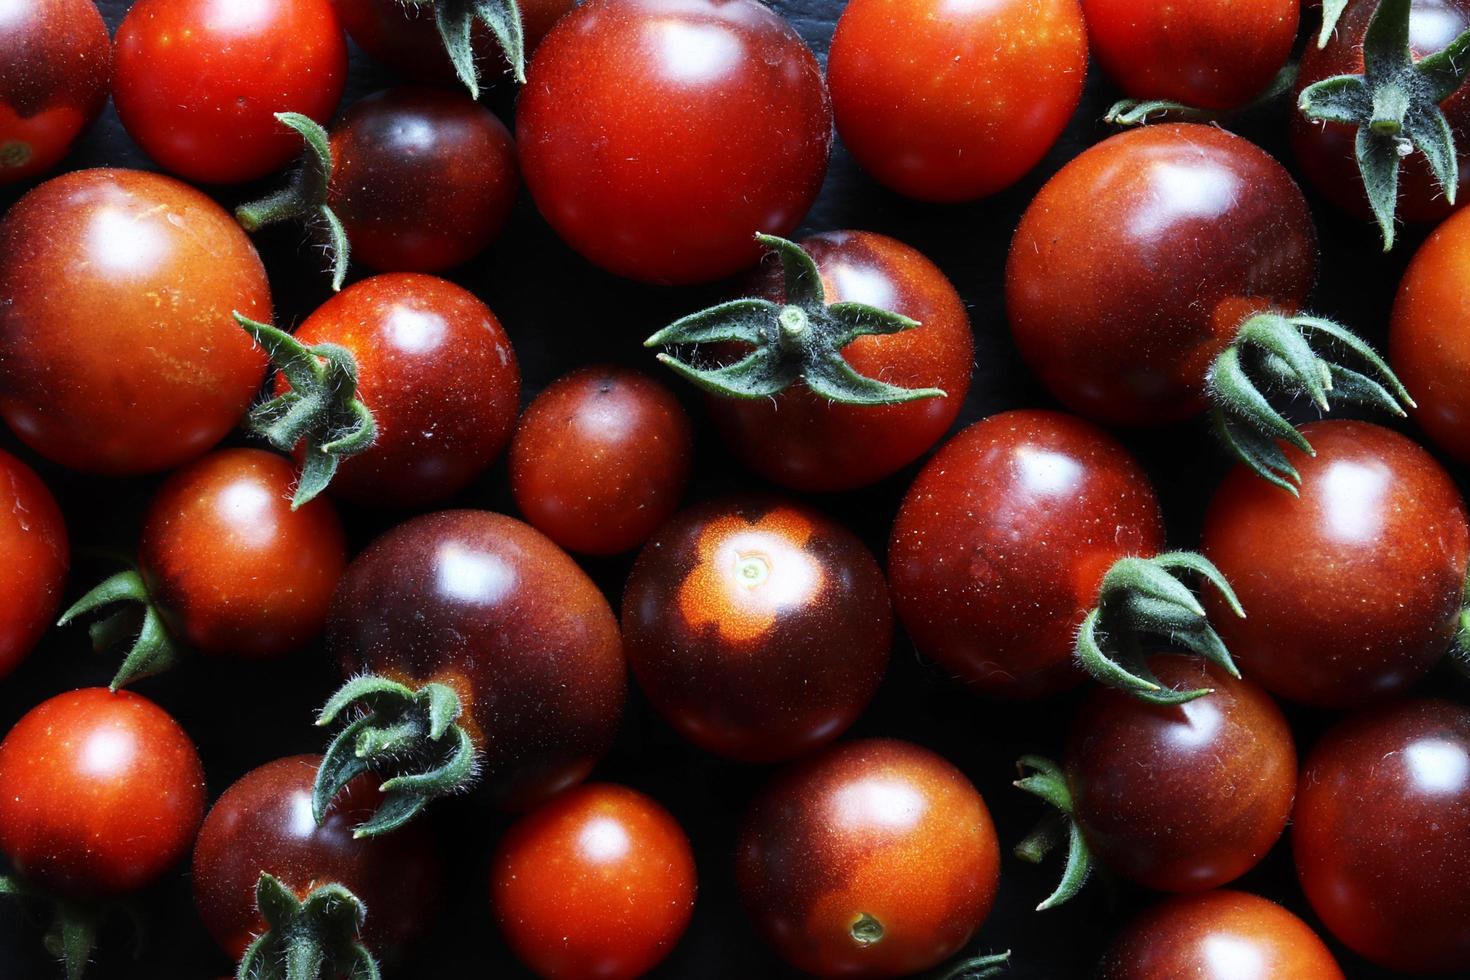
0, 0, 110, 184
0, 449, 66, 680
1294, 699, 1470, 973
518, 0, 832, 285
1099, 891, 1343, 980
737, 739, 999, 979
0, 169, 271, 474
510, 366, 692, 556
1202, 420, 1469, 707
0, 688, 205, 899
113, 0, 348, 184
827, 0, 1086, 202
623, 498, 890, 763
492, 784, 697, 980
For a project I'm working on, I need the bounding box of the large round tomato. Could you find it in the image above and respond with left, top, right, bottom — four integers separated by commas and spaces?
0, 169, 271, 474
113, 0, 348, 184
517, 0, 832, 284
0, 0, 110, 184
0, 449, 66, 679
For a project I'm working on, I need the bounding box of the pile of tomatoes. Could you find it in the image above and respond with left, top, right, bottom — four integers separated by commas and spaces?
3, 0, 1470, 978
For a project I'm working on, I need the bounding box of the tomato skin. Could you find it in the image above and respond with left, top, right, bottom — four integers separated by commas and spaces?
491, 784, 697, 980
137, 449, 347, 659
1293, 699, 1470, 973
0, 688, 205, 899
282, 274, 519, 507
328, 511, 625, 810
623, 498, 890, 763
1099, 891, 1343, 980
827, 0, 1086, 202
1082, 0, 1298, 111
889, 410, 1164, 699
510, 367, 692, 556
1007, 124, 1317, 425
518, 0, 832, 285
113, 0, 348, 184
737, 739, 1000, 979
0, 449, 66, 679
0, 0, 110, 184
1202, 420, 1469, 708
192, 755, 442, 961
711, 230, 973, 492
0, 169, 271, 474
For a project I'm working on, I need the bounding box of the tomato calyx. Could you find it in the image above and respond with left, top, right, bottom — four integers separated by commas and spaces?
1298, 0, 1470, 249
1012, 756, 1093, 912
235, 315, 377, 509
57, 568, 180, 690
0, 874, 133, 980
1104, 64, 1298, 128
938, 949, 1012, 979
1208, 312, 1412, 492
313, 676, 477, 839
236, 873, 380, 980
1319, 0, 1349, 49
646, 234, 946, 405
406, 0, 527, 95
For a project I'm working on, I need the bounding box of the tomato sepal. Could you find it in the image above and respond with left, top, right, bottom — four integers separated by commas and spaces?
1320, 0, 1349, 48
56, 568, 181, 691
1106, 64, 1298, 129
939, 950, 1011, 980
1012, 756, 1094, 911
235, 874, 380, 980
0, 874, 138, 980
410, 0, 528, 95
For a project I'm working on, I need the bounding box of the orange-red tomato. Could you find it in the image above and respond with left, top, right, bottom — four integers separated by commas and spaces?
0, 449, 66, 679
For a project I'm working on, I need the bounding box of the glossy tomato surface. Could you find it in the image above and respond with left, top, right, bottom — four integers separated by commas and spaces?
1294, 699, 1470, 973
1007, 123, 1317, 425
510, 366, 692, 556
138, 449, 347, 659
113, 0, 348, 184
0, 168, 270, 474
889, 410, 1165, 698
737, 739, 1000, 979
282, 273, 519, 507
827, 0, 1086, 202
0, 0, 110, 183
1203, 420, 1469, 707
328, 511, 625, 810
492, 784, 697, 980
518, 0, 832, 284
0, 449, 66, 680
623, 498, 890, 763
0, 688, 205, 899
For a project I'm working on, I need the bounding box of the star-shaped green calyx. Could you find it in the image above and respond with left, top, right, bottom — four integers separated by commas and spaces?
403, 0, 527, 95
236, 875, 379, 980
1012, 756, 1094, 912
56, 567, 180, 690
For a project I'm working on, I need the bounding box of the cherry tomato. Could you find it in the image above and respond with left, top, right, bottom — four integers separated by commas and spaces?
510, 366, 692, 556
517, 0, 832, 285
491, 784, 697, 980
1202, 420, 1469, 707
328, 510, 625, 810
192, 755, 441, 962
0, 0, 110, 184
0, 688, 205, 899
1293, 699, 1470, 973
827, 0, 1086, 202
623, 498, 890, 763
0, 169, 271, 474
0, 449, 66, 680
1099, 891, 1343, 980
113, 0, 348, 185
889, 410, 1164, 698
1007, 124, 1316, 425
1082, 0, 1298, 111
737, 739, 999, 979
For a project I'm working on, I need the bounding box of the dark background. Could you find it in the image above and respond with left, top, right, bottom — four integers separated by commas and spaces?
1, 2, 1463, 978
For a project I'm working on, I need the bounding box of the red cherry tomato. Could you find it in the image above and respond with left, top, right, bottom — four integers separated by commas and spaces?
889, 410, 1164, 698
0, 0, 110, 184
113, 0, 348, 184
0, 169, 271, 474
827, 0, 1086, 201
622, 498, 890, 763
0, 688, 205, 898
1202, 420, 1469, 707
517, 0, 832, 284
737, 739, 1000, 979
1293, 699, 1470, 973
510, 366, 693, 556
0, 449, 66, 679
192, 755, 441, 962
1007, 124, 1316, 425
491, 784, 697, 980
